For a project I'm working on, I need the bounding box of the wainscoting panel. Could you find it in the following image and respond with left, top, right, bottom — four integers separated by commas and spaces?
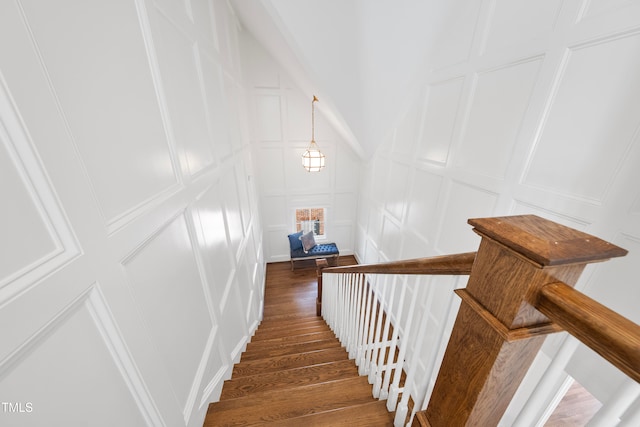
192, 184, 235, 312
355, 1, 640, 425
455, 56, 543, 180
0, 287, 154, 426
384, 161, 410, 222
18, 0, 179, 224
0, 1, 261, 426
255, 147, 286, 194
150, 6, 215, 177
481, 0, 562, 55
523, 31, 640, 203
199, 50, 232, 163
418, 77, 465, 165
255, 94, 283, 142
406, 169, 444, 243
122, 213, 212, 414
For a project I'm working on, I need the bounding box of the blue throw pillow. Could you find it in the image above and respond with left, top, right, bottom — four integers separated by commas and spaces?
288, 231, 303, 251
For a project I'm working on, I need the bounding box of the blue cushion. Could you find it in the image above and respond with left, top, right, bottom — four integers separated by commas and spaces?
287, 231, 303, 251
291, 243, 339, 258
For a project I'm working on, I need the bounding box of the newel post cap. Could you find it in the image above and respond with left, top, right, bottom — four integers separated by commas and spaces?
468, 215, 627, 267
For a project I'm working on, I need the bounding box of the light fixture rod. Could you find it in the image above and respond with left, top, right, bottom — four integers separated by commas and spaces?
311, 95, 318, 142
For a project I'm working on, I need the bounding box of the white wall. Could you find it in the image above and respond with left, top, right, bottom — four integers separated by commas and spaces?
355, 0, 640, 424
240, 34, 361, 263
0, 1, 263, 426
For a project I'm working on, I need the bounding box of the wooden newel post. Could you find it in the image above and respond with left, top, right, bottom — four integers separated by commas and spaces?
417, 215, 628, 427
316, 258, 329, 316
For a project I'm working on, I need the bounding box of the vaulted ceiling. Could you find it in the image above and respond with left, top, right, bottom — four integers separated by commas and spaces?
230, 0, 467, 158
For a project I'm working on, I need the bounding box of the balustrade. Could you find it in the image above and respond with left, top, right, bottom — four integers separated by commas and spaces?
317, 215, 637, 426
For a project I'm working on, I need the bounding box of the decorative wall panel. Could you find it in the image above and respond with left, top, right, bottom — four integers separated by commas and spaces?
192, 184, 235, 309
406, 169, 444, 242
261, 195, 287, 227
384, 161, 410, 221
286, 90, 313, 141
393, 94, 422, 156
189, 0, 216, 48
199, 50, 232, 162
418, 77, 464, 165
151, 8, 214, 177
19, 0, 178, 223
334, 145, 360, 192
0, 82, 81, 306
580, 0, 637, 20
524, 33, 640, 202
255, 95, 283, 141
256, 147, 286, 194
381, 217, 402, 260
333, 193, 358, 222
429, 1, 482, 68
0, 292, 151, 426
455, 57, 542, 180
123, 213, 212, 412
221, 169, 245, 259
0, 116, 59, 287
481, 0, 561, 54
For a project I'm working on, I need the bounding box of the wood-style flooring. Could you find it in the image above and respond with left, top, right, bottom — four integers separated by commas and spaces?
204, 256, 395, 426
545, 380, 603, 426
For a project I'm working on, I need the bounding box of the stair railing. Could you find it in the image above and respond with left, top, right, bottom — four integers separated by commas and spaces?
317, 215, 639, 427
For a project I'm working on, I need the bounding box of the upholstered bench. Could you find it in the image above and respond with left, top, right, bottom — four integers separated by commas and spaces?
288, 231, 339, 270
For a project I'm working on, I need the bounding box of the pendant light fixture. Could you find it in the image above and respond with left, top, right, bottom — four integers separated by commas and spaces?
302, 95, 325, 172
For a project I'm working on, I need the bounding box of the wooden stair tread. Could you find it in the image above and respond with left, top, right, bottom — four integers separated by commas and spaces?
260, 312, 321, 322
239, 338, 341, 361
232, 348, 349, 377
275, 400, 395, 426
206, 377, 378, 425
220, 359, 357, 399
245, 330, 336, 351
251, 324, 329, 341
255, 316, 325, 329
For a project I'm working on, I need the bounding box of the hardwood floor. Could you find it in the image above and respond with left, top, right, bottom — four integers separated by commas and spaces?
545, 380, 602, 426
204, 256, 395, 426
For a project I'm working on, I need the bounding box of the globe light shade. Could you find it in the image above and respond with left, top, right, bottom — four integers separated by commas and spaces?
302, 140, 325, 172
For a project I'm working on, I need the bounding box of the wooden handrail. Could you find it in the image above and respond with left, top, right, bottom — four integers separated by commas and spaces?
534, 281, 640, 383
314, 215, 635, 426
322, 251, 476, 275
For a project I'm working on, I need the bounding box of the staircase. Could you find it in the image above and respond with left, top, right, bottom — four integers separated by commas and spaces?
204, 257, 395, 426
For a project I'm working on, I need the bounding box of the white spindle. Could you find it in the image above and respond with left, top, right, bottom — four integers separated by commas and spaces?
373, 276, 396, 399
380, 277, 407, 399
369, 276, 389, 388
348, 274, 363, 359
621, 394, 640, 426
587, 379, 640, 427
395, 278, 436, 427
359, 277, 374, 375
347, 273, 359, 357
387, 276, 418, 411
364, 275, 380, 376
